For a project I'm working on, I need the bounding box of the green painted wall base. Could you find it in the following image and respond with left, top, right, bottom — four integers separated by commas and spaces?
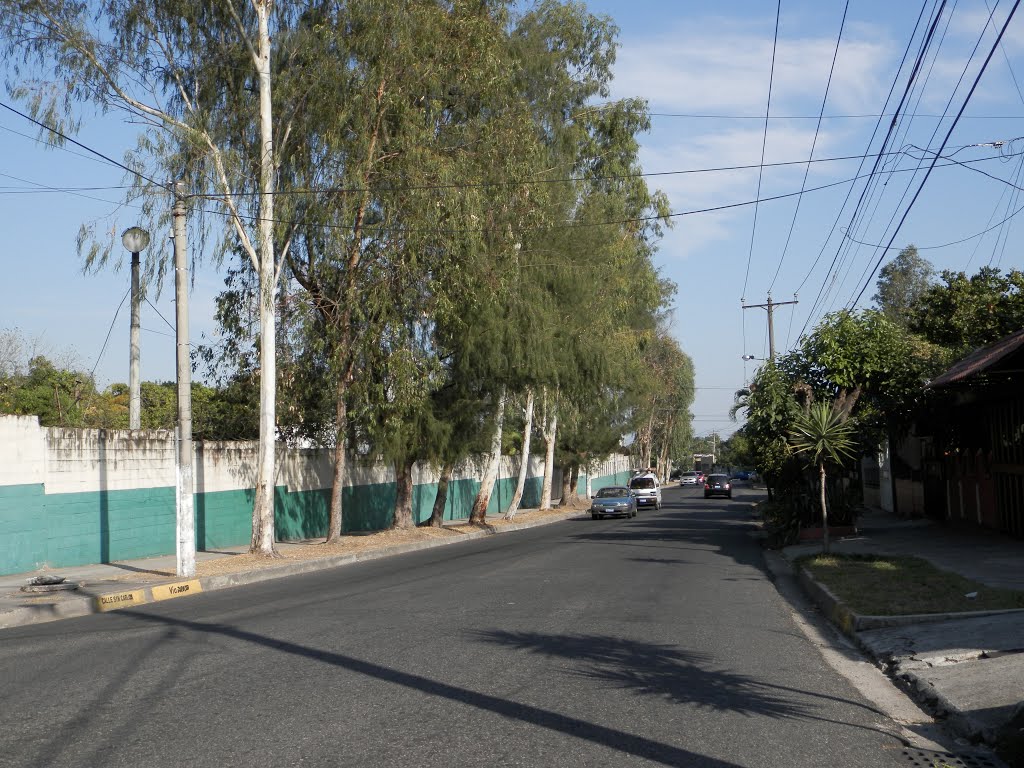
0, 467, 629, 575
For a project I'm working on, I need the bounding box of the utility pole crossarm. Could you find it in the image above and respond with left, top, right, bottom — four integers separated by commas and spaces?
741, 295, 798, 361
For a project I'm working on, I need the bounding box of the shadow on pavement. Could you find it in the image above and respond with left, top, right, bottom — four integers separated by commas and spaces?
102, 609, 745, 768
567, 508, 769, 574
471, 629, 897, 737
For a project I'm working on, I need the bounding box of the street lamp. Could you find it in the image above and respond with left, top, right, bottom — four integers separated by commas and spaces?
121, 227, 150, 430
741, 354, 763, 361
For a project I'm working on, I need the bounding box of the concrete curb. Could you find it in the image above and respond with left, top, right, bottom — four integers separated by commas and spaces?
0, 509, 587, 630
796, 566, 1024, 635
793, 564, 1024, 749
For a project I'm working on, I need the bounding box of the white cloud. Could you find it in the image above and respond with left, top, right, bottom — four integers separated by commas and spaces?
610, 17, 892, 115
608, 14, 895, 266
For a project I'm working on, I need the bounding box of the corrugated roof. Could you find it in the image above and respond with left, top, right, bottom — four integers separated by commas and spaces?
927, 327, 1024, 388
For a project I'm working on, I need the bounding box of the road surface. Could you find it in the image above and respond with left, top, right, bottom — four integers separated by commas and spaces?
1, 485, 915, 767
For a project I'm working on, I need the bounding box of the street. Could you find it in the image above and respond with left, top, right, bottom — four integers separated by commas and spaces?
1, 486, 915, 767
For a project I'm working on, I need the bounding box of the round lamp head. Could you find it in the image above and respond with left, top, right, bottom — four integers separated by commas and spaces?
121, 227, 150, 253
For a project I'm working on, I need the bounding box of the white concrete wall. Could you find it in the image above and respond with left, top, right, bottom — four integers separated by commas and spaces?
43, 428, 177, 494
0, 415, 46, 486
0, 415, 631, 496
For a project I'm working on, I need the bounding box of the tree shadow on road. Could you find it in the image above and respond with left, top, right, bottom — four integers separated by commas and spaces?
95, 609, 746, 768
471, 630, 812, 717
471, 629, 899, 734
568, 511, 769, 574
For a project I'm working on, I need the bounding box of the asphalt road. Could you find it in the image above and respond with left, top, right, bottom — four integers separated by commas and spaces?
0, 485, 914, 767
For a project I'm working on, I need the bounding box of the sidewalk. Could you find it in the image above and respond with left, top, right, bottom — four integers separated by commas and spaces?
779, 506, 1024, 756
0, 506, 587, 631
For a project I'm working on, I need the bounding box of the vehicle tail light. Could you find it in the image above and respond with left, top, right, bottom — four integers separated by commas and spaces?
725, 483, 731, 490
704, 483, 710, 490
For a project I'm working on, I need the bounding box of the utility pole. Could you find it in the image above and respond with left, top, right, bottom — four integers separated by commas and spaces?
172, 182, 196, 578
121, 227, 150, 429
742, 294, 798, 360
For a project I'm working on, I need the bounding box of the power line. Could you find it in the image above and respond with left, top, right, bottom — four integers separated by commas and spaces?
965, 157, 1022, 269
90, 286, 131, 381
790, 0, 931, 303
5, 93, 994, 200
842, 0, 992, 316
643, 111, 1024, 120
792, 0, 942, 344
190, 150, 1024, 237
0, 99, 169, 193
833, 0, 956, 303
821, 0, 950, 319
848, 0, 1023, 308
841, 194, 1024, 251
767, 0, 849, 294
741, 0, 781, 303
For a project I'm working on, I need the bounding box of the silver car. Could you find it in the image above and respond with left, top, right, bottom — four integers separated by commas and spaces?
591, 486, 637, 519
680, 471, 700, 487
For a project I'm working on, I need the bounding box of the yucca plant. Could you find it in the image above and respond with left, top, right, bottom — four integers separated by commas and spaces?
788, 401, 857, 553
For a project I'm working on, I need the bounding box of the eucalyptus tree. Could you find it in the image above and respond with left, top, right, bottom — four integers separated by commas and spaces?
651, 344, 696, 483
527, 93, 674, 503
872, 245, 934, 328
279, 0, 537, 537
1, 0, 318, 555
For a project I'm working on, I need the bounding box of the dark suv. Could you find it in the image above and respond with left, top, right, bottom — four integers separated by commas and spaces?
703, 473, 732, 499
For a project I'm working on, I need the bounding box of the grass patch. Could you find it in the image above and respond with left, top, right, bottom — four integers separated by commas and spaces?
797, 554, 1024, 616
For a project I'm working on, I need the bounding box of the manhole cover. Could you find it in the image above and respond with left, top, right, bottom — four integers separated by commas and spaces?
901, 748, 1006, 768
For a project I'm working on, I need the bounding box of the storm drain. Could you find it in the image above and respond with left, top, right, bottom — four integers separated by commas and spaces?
901, 748, 1006, 768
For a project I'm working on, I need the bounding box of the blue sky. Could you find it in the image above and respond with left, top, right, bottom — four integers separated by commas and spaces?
3, 1, 1024, 439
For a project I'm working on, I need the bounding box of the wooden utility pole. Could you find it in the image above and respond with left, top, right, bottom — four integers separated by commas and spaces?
742, 295, 798, 360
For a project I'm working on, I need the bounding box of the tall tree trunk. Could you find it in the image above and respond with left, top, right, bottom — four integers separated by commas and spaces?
470, 386, 507, 524
557, 463, 573, 507
326, 381, 347, 542
641, 406, 656, 470
429, 460, 455, 527
540, 392, 558, 511
392, 457, 415, 530
250, 1, 278, 557
560, 464, 580, 506
504, 388, 534, 520
820, 462, 830, 554
585, 461, 593, 499
657, 413, 673, 482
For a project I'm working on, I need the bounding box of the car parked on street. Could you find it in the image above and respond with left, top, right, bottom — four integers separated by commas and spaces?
590, 486, 637, 519
628, 473, 662, 510
679, 471, 700, 487
703, 473, 732, 499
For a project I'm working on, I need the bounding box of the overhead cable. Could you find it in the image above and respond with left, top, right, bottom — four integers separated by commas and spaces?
848, 0, 1024, 308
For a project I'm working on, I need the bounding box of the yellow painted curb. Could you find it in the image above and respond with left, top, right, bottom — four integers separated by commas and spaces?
95, 589, 147, 612
151, 580, 203, 602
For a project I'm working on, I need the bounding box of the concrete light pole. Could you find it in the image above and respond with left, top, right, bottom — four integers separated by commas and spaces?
121, 227, 150, 430
172, 183, 196, 578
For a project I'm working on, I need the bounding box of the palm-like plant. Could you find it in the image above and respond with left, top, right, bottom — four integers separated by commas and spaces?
788, 401, 857, 553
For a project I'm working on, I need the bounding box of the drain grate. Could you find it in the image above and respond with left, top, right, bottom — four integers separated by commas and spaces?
901, 748, 1006, 768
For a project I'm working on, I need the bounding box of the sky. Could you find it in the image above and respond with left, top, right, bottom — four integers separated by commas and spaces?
3, 0, 1024, 440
